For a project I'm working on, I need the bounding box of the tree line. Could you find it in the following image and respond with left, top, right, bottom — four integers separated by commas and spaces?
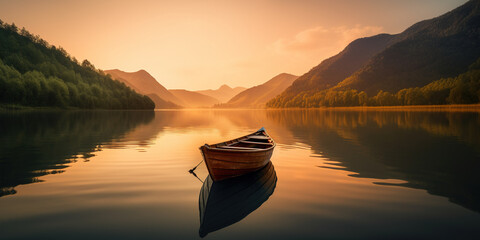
267, 58, 480, 108
0, 20, 154, 109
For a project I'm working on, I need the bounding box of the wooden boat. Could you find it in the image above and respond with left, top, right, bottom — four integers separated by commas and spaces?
199, 162, 277, 238
199, 127, 275, 181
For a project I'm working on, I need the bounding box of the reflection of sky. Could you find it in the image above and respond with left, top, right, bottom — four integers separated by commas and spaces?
1, 109, 480, 239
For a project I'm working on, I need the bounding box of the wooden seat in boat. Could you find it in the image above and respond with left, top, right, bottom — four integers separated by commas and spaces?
239, 140, 273, 145
218, 146, 259, 150
247, 135, 270, 140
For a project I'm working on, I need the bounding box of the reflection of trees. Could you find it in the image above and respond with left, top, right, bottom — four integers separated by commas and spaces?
266, 109, 480, 213
0, 111, 154, 197
266, 109, 480, 149
0, 109, 288, 198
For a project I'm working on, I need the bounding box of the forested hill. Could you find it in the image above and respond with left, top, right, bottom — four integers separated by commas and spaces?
0, 21, 154, 109
268, 0, 480, 108
336, 0, 480, 94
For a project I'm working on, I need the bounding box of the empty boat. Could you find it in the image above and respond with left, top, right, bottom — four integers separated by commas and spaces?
199, 127, 275, 181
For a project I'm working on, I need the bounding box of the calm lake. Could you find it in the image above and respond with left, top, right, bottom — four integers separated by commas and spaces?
1, 109, 480, 239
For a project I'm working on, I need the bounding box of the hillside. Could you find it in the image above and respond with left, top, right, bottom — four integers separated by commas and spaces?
196, 84, 246, 103
0, 21, 154, 109
268, 58, 480, 107
146, 94, 181, 109
224, 73, 298, 108
104, 69, 183, 108
169, 90, 220, 108
337, 0, 480, 94
268, 0, 480, 107
283, 34, 395, 97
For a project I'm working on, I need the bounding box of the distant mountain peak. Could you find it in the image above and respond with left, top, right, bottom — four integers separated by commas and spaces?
169, 89, 220, 108
276, 73, 296, 77
224, 73, 299, 108
104, 69, 184, 108
195, 84, 246, 103
136, 69, 149, 74
219, 84, 232, 91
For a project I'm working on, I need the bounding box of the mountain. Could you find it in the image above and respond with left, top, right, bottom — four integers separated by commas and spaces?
196, 84, 246, 103
224, 73, 298, 108
268, 0, 480, 107
336, 0, 480, 95
104, 69, 183, 108
0, 21, 154, 109
282, 34, 396, 97
145, 94, 181, 109
169, 89, 220, 108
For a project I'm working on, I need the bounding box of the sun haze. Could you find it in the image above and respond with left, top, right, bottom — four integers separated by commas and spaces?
0, 0, 467, 90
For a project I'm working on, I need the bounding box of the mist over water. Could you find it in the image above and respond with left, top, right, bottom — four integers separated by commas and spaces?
1, 109, 479, 239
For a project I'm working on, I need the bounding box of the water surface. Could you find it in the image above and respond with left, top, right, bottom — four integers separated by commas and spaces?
1, 109, 479, 239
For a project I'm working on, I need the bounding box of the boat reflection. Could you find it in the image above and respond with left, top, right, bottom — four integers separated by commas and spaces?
198, 161, 277, 238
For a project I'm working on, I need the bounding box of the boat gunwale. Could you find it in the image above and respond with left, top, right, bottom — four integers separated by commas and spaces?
201, 129, 276, 153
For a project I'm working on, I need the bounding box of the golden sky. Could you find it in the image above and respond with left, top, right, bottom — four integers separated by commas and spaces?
0, 0, 468, 90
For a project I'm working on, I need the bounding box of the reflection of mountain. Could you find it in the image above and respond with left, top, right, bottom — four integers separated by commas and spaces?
114, 110, 296, 146
266, 110, 480, 213
199, 162, 277, 238
5, 108, 478, 218
0, 111, 154, 197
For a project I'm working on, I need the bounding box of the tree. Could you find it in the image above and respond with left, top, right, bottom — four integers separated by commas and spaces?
81, 59, 95, 70
0, 22, 155, 109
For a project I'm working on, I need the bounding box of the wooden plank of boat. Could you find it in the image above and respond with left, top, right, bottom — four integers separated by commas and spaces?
199, 162, 277, 238
239, 140, 273, 145
218, 146, 259, 150
199, 127, 275, 181
246, 135, 270, 140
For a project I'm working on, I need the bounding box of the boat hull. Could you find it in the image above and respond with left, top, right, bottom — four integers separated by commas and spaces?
200, 146, 274, 181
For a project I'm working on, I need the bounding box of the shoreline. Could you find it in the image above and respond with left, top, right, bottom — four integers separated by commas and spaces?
2, 104, 480, 112
301, 104, 480, 112
0, 104, 156, 112
214, 104, 480, 112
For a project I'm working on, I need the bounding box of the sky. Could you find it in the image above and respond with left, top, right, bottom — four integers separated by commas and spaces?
0, 0, 469, 90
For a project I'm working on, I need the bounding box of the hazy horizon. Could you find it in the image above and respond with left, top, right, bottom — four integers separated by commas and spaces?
0, 0, 468, 90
